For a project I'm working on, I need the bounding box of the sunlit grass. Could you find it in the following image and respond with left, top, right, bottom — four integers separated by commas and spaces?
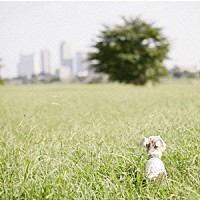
0, 81, 200, 199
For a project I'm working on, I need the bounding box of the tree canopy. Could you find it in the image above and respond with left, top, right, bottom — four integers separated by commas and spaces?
88, 17, 170, 85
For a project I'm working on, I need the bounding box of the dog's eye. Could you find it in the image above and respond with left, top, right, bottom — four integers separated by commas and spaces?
146, 144, 150, 148
154, 145, 158, 149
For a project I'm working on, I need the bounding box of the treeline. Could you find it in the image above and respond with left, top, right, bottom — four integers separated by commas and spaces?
169, 66, 200, 79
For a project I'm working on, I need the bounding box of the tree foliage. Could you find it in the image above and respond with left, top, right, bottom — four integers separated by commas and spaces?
88, 17, 170, 85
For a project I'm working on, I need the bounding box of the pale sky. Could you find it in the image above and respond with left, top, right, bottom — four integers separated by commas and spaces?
1, 1, 200, 78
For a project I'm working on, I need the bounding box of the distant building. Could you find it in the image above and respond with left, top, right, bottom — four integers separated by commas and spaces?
18, 53, 40, 78
60, 41, 73, 72
75, 52, 89, 77
56, 66, 72, 81
41, 49, 51, 74
18, 54, 34, 78
34, 52, 41, 75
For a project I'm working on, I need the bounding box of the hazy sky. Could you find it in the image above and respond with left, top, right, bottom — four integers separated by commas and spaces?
1, 1, 200, 78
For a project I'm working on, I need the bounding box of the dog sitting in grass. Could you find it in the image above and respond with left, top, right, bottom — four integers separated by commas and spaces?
140, 136, 167, 179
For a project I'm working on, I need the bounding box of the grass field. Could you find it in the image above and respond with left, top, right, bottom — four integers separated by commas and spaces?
0, 80, 200, 199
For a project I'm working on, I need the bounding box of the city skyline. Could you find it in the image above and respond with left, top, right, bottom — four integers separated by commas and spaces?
1, 1, 200, 78
16, 41, 89, 80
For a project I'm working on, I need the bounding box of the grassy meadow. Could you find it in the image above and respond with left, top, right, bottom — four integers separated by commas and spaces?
0, 80, 200, 199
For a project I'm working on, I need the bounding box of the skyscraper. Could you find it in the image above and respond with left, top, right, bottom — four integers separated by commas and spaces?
60, 41, 73, 71
41, 49, 51, 74
34, 52, 41, 75
76, 52, 89, 77
18, 54, 40, 78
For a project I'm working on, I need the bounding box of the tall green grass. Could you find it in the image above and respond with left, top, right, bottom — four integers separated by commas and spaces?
0, 81, 200, 199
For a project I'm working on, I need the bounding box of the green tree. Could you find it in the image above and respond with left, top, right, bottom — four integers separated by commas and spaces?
88, 17, 170, 85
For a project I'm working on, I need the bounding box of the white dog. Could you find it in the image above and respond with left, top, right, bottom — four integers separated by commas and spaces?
140, 136, 166, 179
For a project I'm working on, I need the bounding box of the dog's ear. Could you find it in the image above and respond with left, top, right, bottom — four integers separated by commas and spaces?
140, 137, 149, 147
157, 136, 166, 151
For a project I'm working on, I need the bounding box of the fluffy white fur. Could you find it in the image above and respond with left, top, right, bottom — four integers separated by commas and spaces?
140, 136, 166, 179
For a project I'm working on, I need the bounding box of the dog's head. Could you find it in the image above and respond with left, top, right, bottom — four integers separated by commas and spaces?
140, 136, 166, 158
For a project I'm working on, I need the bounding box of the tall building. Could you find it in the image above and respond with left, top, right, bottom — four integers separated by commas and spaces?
18, 53, 40, 78
56, 67, 72, 81
41, 49, 51, 74
60, 41, 73, 71
34, 52, 41, 75
75, 52, 89, 77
